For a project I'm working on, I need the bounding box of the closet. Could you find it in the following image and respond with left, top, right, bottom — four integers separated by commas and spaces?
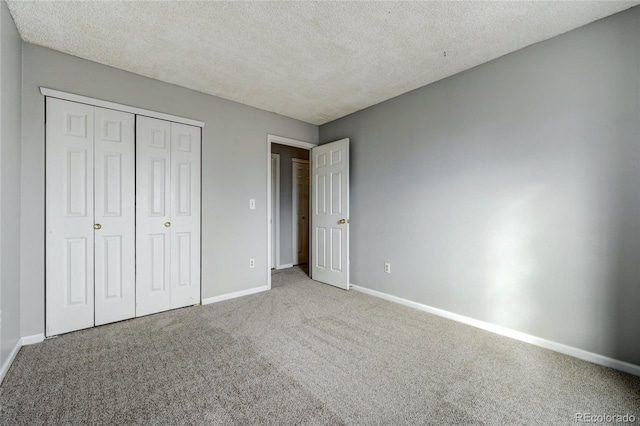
45, 96, 201, 336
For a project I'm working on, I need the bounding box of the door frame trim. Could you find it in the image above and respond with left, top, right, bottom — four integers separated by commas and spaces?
40, 87, 205, 128
266, 135, 316, 290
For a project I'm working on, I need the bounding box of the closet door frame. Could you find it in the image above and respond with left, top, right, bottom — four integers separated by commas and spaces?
43, 88, 204, 335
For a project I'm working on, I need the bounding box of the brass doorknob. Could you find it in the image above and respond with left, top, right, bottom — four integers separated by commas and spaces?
338, 219, 347, 224
94, 224, 102, 230
164, 222, 171, 227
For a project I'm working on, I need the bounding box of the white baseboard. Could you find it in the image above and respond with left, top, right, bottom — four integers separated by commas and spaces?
350, 284, 640, 377
22, 334, 45, 346
0, 339, 21, 384
202, 285, 269, 305
276, 263, 294, 270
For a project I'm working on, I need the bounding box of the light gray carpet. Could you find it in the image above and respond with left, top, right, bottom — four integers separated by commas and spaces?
1, 266, 638, 425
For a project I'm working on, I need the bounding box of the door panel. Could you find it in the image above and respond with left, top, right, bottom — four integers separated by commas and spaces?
311, 138, 349, 289
175, 232, 192, 287
46, 98, 95, 336
136, 116, 172, 316
331, 228, 342, 272
102, 236, 123, 298
65, 149, 89, 216
94, 107, 135, 326
175, 162, 192, 215
150, 233, 168, 291
315, 174, 327, 214
315, 227, 327, 269
150, 159, 168, 216
65, 237, 89, 305
170, 122, 201, 309
102, 153, 123, 216
331, 172, 343, 214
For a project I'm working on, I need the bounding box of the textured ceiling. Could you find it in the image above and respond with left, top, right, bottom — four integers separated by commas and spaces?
6, 1, 639, 125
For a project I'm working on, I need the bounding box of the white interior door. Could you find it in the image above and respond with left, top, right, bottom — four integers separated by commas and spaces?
169, 122, 201, 309
293, 159, 309, 264
94, 107, 135, 326
311, 138, 349, 289
136, 116, 172, 316
46, 98, 95, 335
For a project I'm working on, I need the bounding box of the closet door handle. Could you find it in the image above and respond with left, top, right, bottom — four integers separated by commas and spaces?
164, 222, 171, 228
94, 224, 102, 230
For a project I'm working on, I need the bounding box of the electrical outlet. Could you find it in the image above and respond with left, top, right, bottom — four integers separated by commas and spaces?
249, 258, 256, 268
384, 263, 391, 273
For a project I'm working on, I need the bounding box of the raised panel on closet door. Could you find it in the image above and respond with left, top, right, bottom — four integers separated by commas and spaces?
170, 122, 201, 309
136, 116, 172, 316
94, 107, 135, 325
46, 98, 95, 336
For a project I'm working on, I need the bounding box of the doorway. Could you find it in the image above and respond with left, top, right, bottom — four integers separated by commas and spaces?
271, 143, 310, 270
267, 135, 316, 290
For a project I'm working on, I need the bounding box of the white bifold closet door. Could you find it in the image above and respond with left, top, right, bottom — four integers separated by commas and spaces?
46, 98, 135, 336
94, 107, 136, 326
136, 116, 201, 317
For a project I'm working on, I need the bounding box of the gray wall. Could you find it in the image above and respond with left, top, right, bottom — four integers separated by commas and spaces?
21, 44, 318, 337
320, 7, 640, 365
0, 1, 22, 364
271, 143, 309, 266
